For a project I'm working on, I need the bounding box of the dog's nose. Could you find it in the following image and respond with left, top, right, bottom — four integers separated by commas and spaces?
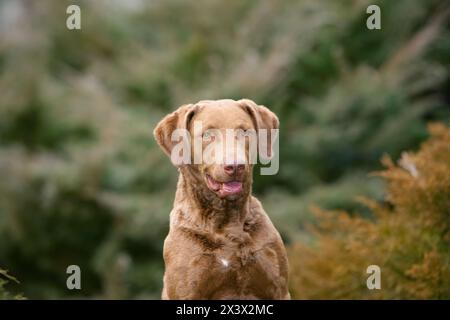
224, 164, 245, 176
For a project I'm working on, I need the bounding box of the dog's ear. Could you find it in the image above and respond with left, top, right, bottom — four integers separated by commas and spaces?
153, 104, 198, 159
238, 99, 279, 158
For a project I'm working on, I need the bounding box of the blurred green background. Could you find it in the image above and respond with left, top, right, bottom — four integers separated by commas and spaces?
0, 0, 449, 299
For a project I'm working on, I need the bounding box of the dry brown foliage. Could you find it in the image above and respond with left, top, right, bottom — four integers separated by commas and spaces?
289, 123, 450, 299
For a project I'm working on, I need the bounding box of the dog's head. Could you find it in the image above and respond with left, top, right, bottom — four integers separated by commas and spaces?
154, 99, 278, 201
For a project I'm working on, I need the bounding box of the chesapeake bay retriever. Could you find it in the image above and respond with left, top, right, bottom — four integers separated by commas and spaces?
153, 99, 290, 300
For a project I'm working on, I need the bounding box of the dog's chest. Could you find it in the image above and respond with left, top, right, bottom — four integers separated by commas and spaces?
196, 243, 281, 299
167, 207, 285, 298
213, 244, 262, 270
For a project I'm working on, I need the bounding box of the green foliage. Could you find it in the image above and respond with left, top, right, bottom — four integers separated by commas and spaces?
0, 268, 24, 300
0, 0, 449, 298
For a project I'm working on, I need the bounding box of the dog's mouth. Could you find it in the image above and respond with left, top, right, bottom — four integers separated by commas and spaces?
205, 174, 243, 198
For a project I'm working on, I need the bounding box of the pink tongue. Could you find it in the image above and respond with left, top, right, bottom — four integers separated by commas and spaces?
221, 181, 243, 195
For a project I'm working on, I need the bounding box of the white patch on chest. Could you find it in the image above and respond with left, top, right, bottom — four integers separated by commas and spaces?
219, 258, 229, 267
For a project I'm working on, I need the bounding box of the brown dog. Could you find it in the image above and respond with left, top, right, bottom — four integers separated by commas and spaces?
153, 99, 290, 299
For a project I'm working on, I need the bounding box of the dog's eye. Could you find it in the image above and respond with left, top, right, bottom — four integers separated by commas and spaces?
203, 130, 212, 140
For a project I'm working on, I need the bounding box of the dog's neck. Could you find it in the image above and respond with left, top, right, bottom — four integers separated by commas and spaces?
175, 166, 252, 231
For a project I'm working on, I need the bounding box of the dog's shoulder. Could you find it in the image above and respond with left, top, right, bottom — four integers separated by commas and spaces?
246, 196, 278, 238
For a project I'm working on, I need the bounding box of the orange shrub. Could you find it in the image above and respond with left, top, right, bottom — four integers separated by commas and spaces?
288, 123, 450, 299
